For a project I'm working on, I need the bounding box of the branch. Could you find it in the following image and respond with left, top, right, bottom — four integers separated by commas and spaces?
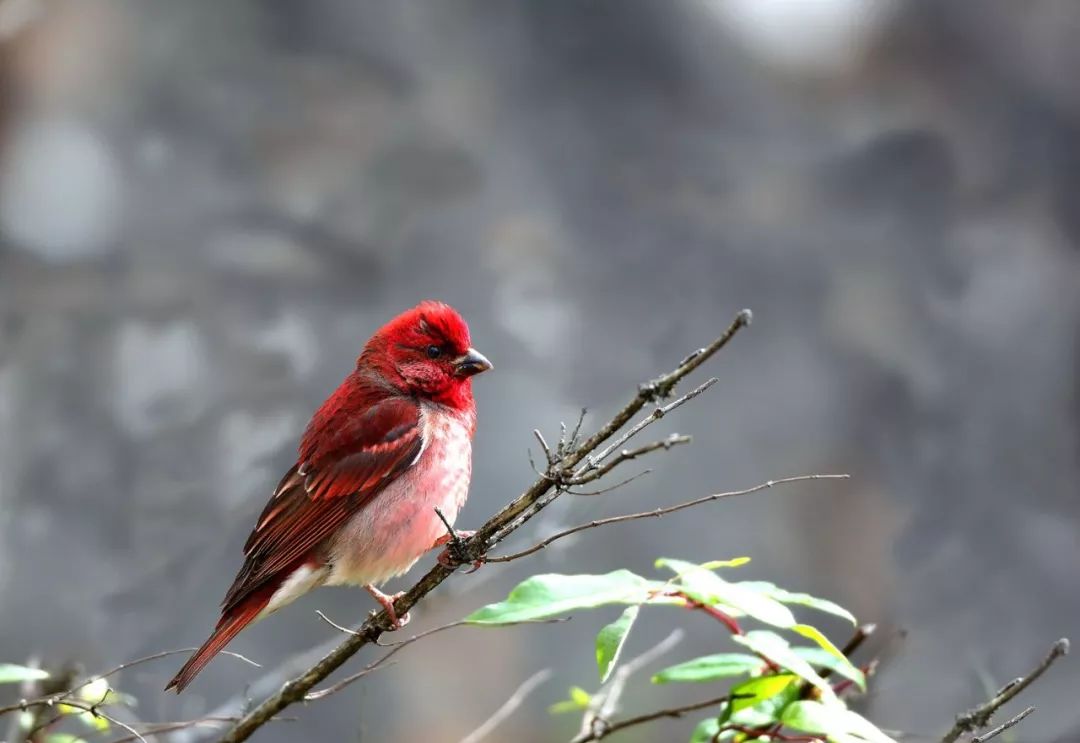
574, 378, 717, 479
304, 620, 468, 700
459, 668, 552, 743
304, 617, 567, 701
485, 474, 849, 563
15, 697, 147, 743
569, 433, 692, 487
573, 629, 685, 742
0, 649, 260, 718
576, 693, 732, 742
941, 638, 1069, 743
216, 308, 752, 743
971, 707, 1034, 743
105, 716, 294, 743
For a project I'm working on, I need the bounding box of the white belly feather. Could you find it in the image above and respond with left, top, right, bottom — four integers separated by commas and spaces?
326, 402, 474, 587
255, 403, 473, 620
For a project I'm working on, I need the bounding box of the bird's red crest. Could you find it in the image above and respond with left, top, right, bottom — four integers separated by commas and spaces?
357, 301, 482, 409
379, 301, 472, 357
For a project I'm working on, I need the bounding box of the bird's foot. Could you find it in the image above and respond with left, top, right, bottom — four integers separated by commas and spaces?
433, 529, 483, 572
364, 584, 410, 630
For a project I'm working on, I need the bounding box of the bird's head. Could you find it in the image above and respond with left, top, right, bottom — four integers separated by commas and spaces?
362, 301, 492, 409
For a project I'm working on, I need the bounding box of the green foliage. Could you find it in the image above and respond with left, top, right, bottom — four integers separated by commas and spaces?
595, 606, 640, 682
652, 653, 763, 684
0, 664, 49, 683
549, 685, 592, 714
464, 570, 663, 624
468, 557, 893, 742
781, 701, 895, 742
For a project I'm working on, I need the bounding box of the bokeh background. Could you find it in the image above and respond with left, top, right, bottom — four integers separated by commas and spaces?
1, 1, 1078, 741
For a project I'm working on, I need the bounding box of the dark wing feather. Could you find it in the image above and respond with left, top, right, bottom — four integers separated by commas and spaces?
221, 392, 422, 613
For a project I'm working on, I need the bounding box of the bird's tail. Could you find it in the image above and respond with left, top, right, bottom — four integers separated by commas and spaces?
165, 588, 274, 693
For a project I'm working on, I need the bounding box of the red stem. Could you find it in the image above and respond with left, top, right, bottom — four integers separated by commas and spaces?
721, 725, 824, 742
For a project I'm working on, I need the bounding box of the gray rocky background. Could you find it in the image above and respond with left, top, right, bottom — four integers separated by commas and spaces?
0, 1, 1078, 741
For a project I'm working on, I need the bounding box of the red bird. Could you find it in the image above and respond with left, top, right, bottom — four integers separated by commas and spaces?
166, 301, 491, 692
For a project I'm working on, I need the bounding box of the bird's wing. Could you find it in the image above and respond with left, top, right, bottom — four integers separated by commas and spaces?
221, 392, 423, 613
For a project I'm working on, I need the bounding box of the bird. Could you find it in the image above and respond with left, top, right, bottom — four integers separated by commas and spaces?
166, 301, 492, 692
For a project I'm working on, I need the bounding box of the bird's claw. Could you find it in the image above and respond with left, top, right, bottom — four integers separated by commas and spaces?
433, 529, 478, 570
364, 585, 410, 630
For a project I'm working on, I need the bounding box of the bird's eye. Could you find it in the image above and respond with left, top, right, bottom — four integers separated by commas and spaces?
426, 344, 442, 359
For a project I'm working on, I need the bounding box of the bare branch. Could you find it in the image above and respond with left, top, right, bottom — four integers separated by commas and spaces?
216, 309, 752, 743
533, 429, 554, 465
0, 649, 261, 719
574, 629, 685, 742
459, 668, 552, 743
570, 433, 692, 486
93, 648, 262, 682
941, 638, 1069, 743
575, 695, 732, 742
304, 621, 468, 700
576, 377, 717, 478
315, 610, 361, 636
566, 468, 652, 496
15, 697, 148, 743
972, 707, 1034, 743
569, 408, 587, 451
106, 716, 295, 743
485, 474, 849, 563
305, 617, 568, 701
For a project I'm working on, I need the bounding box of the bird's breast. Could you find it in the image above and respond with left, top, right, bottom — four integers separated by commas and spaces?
327, 403, 474, 586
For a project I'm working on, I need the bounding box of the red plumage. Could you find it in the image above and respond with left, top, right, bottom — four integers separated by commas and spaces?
166, 301, 491, 692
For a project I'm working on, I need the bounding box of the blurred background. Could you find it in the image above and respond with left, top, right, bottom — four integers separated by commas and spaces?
1, 0, 1078, 741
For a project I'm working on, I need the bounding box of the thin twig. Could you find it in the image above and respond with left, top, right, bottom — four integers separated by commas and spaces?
0, 649, 261, 719
971, 706, 1034, 743
459, 668, 553, 743
91, 648, 261, 683
305, 617, 568, 701
315, 610, 361, 636
567, 469, 652, 496
576, 378, 718, 478
216, 309, 752, 743
486, 474, 849, 563
20, 698, 148, 743
576, 694, 731, 742
304, 621, 468, 700
533, 429, 554, 465
574, 630, 685, 742
106, 716, 295, 743
570, 433, 691, 485
941, 638, 1069, 743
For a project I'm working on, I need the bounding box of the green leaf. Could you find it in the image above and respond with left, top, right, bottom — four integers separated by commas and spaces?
737, 582, 857, 625
57, 705, 109, 732
652, 653, 763, 684
700, 557, 752, 570
792, 625, 845, 661
720, 673, 801, 729
731, 631, 837, 703
689, 717, 726, 743
655, 560, 795, 628
729, 674, 797, 714
549, 686, 592, 715
781, 700, 897, 742
47, 735, 89, 743
793, 647, 866, 691
466, 571, 660, 624
0, 664, 49, 684
596, 606, 640, 682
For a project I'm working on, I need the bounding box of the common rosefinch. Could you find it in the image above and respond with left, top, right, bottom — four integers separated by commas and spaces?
167, 301, 491, 692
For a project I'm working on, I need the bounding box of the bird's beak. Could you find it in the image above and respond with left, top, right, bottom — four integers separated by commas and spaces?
453, 348, 493, 377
